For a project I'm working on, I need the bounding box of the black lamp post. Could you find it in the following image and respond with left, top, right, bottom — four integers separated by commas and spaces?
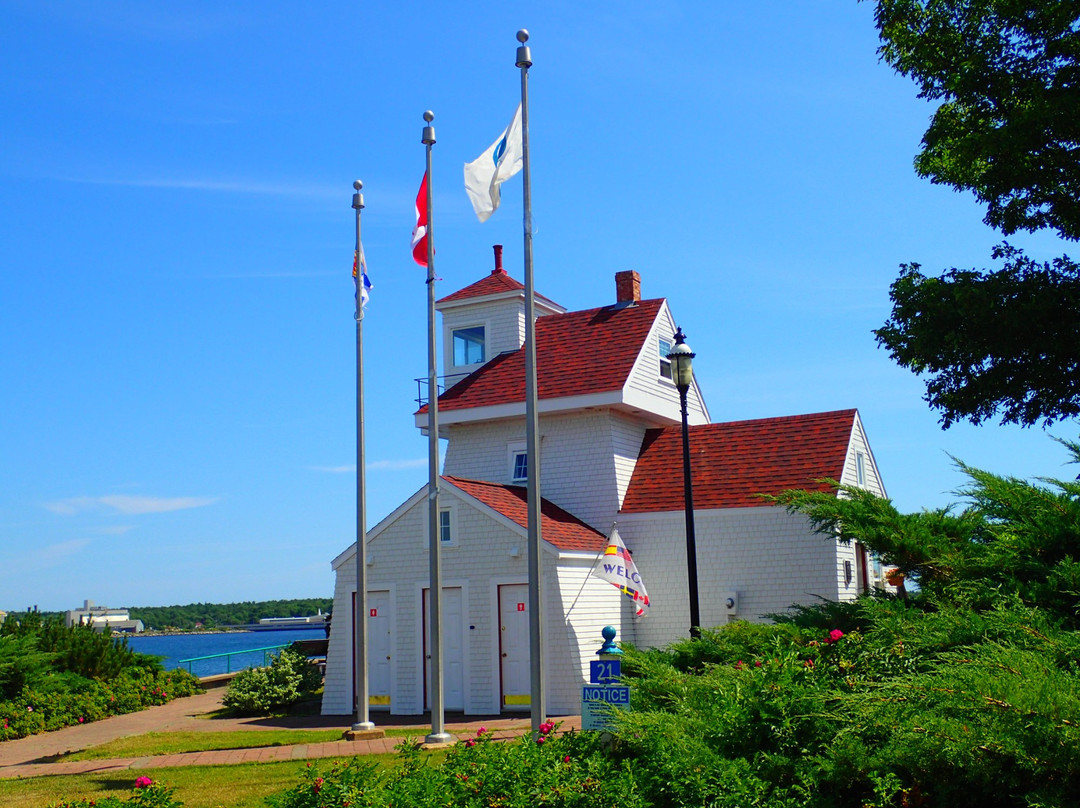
667, 327, 700, 638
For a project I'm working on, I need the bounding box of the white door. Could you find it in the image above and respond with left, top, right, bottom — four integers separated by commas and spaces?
423, 587, 464, 711
499, 584, 530, 709
351, 590, 392, 711
368, 590, 391, 708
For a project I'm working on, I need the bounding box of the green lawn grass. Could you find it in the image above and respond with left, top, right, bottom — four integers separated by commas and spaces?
0, 755, 395, 808
54, 728, 426, 761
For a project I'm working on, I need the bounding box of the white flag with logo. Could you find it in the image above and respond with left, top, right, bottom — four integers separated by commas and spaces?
593, 525, 650, 617
464, 104, 523, 222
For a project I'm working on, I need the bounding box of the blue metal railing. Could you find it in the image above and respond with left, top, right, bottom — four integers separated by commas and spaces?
177, 644, 289, 675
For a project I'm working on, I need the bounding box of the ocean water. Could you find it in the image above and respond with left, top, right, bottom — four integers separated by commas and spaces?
125, 628, 328, 678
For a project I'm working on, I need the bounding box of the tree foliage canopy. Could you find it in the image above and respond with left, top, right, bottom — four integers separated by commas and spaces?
870, 0, 1080, 428
874, 0, 1080, 239
875, 244, 1080, 426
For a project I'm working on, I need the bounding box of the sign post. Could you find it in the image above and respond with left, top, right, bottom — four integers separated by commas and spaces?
581, 626, 629, 732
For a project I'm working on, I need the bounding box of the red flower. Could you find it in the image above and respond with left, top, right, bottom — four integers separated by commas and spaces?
825, 629, 844, 644
134, 777, 153, 789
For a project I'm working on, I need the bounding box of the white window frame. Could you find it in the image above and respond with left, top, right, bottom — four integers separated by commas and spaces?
439, 507, 454, 546
450, 324, 487, 369
658, 336, 673, 381
507, 440, 527, 483
855, 451, 866, 487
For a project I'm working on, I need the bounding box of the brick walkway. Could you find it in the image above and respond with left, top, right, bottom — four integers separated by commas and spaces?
0, 687, 581, 780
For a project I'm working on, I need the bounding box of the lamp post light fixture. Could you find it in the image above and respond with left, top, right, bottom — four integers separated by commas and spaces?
667, 327, 701, 638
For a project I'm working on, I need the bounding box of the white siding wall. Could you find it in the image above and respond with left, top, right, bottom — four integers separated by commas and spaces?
620, 506, 845, 650
323, 486, 614, 716
623, 303, 708, 425
440, 299, 526, 382
553, 558, 634, 696
443, 412, 648, 531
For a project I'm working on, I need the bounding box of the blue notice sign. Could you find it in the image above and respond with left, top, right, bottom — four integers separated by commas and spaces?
581, 685, 630, 706
581, 684, 630, 731
590, 659, 621, 684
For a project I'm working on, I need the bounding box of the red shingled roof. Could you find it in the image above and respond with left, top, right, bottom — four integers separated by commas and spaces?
445, 476, 607, 552
423, 299, 665, 413
438, 268, 561, 309
620, 409, 858, 513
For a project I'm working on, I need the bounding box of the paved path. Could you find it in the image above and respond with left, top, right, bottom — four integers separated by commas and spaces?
0, 688, 581, 780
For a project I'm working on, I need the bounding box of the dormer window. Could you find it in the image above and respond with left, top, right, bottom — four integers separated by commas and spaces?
658, 337, 673, 380
453, 326, 486, 366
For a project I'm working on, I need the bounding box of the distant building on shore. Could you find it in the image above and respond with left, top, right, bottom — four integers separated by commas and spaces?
251, 611, 328, 631
65, 600, 143, 633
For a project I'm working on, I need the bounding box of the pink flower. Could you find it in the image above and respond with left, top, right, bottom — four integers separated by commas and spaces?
465, 739, 476, 748
476, 726, 487, 735
735, 660, 745, 670
134, 777, 153, 789
313, 777, 324, 794
78, 717, 84, 723
26, 706, 33, 712
754, 660, 762, 667
536, 735, 545, 744
539, 721, 555, 735
563, 755, 571, 763
826, 629, 844, 644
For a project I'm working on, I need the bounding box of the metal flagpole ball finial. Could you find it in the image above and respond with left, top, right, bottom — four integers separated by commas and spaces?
516, 29, 532, 67
422, 111, 435, 145
353, 180, 362, 191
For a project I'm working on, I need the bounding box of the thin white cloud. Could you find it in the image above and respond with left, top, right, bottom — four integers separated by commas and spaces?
308, 458, 427, 474
65, 175, 338, 200
92, 525, 136, 536
37, 539, 91, 566
369, 458, 428, 471
44, 495, 218, 516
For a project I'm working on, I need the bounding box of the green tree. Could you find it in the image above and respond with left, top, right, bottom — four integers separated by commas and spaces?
769, 437, 1080, 627
869, 0, 1080, 427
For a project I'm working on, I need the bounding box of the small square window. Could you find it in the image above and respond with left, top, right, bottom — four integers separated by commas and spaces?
659, 337, 673, 380
453, 326, 486, 366
512, 451, 528, 482
439, 509, 452, 544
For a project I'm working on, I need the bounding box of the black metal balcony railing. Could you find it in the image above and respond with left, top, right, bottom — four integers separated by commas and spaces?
414, 373, 472, 408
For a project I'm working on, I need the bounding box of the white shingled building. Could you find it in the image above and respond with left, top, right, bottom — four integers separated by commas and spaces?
322, 253, 886, 717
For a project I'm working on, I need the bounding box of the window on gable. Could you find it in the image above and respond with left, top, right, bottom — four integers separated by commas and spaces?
659, 337, 673, 380
855, 451, 866, 487
453, 326, 486, 366
439, 509, 453, 544
512, 451, 528, 482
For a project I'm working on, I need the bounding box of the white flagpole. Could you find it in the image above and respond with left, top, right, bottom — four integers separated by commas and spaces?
422, 111, 452, 745
350, 181, 376, 735
516, 28, 546, 737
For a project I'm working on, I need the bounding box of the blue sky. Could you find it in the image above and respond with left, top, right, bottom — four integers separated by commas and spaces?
1, 2, 1074, 613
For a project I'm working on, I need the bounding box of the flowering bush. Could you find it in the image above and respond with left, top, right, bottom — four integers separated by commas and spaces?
51, 779, 182, 808
0, 667, 200, 741
269, 724, 646, 808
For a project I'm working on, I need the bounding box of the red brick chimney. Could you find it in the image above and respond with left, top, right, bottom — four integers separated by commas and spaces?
616, 270, 641, 303
492, 244, 505, 274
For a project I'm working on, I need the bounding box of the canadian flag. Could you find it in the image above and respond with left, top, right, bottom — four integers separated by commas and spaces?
411, 171, 429, 267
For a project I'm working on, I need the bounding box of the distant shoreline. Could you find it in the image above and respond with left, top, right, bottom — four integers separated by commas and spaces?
125, 628, 251, 637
